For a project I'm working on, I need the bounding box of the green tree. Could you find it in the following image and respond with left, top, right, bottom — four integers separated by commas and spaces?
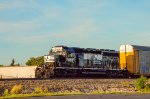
10, 59, 15, 66
26, 56, 44, 66
0, 65, 4, 67
135, 75, 147, 91
17, 63, 20, 66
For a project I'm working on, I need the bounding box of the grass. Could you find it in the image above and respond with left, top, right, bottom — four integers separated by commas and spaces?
1, 91, 150, 99
0, 92, 84, 99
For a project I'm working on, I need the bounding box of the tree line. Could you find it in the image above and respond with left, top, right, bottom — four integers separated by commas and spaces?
0, 56, 44, 66
25, 56, 44, 66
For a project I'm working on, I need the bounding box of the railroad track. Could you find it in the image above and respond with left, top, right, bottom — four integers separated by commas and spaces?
0, 73, 139, 81
0, 78, 136, 87
0, 76, 137, 81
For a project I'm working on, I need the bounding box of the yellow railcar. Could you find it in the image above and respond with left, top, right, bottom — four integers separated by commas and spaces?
120, 44, 150, 76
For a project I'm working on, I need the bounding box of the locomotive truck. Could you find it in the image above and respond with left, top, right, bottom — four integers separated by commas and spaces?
35, 44, 150, 78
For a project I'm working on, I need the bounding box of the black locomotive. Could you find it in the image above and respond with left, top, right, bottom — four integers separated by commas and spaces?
35, 46, 127, 78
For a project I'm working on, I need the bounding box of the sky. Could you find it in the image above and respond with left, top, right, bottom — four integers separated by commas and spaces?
0, 0, 150, 65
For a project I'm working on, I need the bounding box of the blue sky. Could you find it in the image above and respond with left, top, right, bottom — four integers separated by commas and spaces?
0, 0, 150, 65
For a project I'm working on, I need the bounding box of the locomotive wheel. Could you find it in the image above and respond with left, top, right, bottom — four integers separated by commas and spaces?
122, 72, 128, 78
35, 69, 43, 78
76, 70, 82, 77
114, 71, 119, 78
44, 70, 50, 78
50, 66, 54, 77
106, 71, 112, 78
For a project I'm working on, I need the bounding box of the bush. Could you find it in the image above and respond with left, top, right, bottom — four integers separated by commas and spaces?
0, 64, 4, 67
43, 87, 49, 93
135, 75, 147, 91
34, 87, 44, 93
144, 84, 150, 91
4, 89, 9, 96
34, 87, 49, 94
10, 85, 23, 94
